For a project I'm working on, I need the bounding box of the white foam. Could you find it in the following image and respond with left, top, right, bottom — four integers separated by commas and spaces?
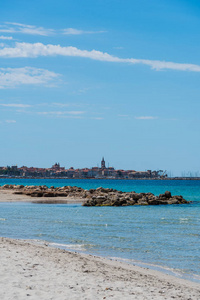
49, 242, 86, 251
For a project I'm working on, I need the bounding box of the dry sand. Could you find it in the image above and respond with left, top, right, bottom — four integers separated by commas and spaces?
0, 237, 199, 300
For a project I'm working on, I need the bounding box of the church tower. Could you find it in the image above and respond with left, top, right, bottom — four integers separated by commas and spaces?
101, 157, 106, 169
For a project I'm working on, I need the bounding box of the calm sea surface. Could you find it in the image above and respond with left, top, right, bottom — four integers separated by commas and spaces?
0, 179, 200, 282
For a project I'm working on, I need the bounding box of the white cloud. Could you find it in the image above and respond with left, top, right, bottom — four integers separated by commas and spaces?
91, 117, 103, 120
0, 22, 55, 36
37, 111, 85, 115
0, 23, 104, 36
52, 103, 70, 107
6, 120, 16, 123
0, 103, 31, 108
0, 35, 13, 40
135, 116, 158, 120
63, 28, 105, 35
0, 67, 60, 89
1, 42, 200, 72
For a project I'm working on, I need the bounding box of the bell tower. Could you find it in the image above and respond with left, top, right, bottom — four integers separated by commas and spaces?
101, 157, 105, 169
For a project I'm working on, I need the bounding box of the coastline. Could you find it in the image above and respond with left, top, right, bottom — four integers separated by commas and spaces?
0, 237, 200, 300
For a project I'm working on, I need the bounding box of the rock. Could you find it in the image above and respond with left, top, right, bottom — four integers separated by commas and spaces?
13, 191, 23, 195
55, 192, 68, 197
43, 192, 56, 197
167, 198, 179, 205
148, 199, 161, 205
136, 201, 148, 206
88, 189, 95, 194
25, 185, 35, 190
2, 184, 10, 189
30, 192, 44, 197
130, 193, 143, 200
126, 200, 136, 205
164, 191, 171, 198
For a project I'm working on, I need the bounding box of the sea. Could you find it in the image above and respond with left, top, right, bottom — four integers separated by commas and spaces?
0, 178, 200, 282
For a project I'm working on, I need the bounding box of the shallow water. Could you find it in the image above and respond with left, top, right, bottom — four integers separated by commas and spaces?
0, 179, 200, 282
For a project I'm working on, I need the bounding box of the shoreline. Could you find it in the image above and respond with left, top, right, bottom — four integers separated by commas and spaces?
0, 237, 200, 300
39, 240, 200, 284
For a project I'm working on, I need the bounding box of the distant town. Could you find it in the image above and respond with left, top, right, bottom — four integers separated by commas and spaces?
0, 158, 167, 179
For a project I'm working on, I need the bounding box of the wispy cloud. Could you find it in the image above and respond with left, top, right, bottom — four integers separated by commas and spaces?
63, 28, 105, 35
0, 67, 60, 89
52, 103, 70, 107
37, 111, 85, 116
0, 22, 54, 36
0, 35, 13, 40
5, 120, 16, 123
0, 103, 31, 108
135, 116, 158, 120
0, 23, 104, 37
1, 42, 200, 72
91, 117, 103, 120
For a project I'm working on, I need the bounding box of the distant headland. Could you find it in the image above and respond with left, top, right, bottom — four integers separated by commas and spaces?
0, 158, 200, 180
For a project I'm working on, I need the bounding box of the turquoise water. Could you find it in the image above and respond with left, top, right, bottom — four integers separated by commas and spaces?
0, 179, 200, 282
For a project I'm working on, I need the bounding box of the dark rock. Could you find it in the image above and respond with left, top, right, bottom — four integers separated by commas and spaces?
43, 192, 56, 197
13, 191, 23, 195
148, 199, 161, 205
130, 193, 143, 200
30, 192, 44, 197
164, 191, 171, 198
55, 192, 68, 197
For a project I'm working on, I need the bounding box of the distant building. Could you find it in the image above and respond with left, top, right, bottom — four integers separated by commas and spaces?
51, 163, 60, 170
51, 163, 65, 172
101, 157, 106, 169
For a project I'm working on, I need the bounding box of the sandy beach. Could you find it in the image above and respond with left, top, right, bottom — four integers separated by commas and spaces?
0, 237, 199, 300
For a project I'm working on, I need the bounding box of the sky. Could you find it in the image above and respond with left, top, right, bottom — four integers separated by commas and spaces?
0, 0, 200, 176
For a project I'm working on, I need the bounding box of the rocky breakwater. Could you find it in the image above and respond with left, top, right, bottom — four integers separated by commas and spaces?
82, 188, 190, 206
0, 184, 190, 206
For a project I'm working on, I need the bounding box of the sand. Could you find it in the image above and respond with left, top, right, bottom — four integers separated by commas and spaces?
0, 189, 84, 204
0, 237, 199, 300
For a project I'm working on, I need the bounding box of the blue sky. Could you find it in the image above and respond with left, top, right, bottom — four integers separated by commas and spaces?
0, 0, 200, 175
